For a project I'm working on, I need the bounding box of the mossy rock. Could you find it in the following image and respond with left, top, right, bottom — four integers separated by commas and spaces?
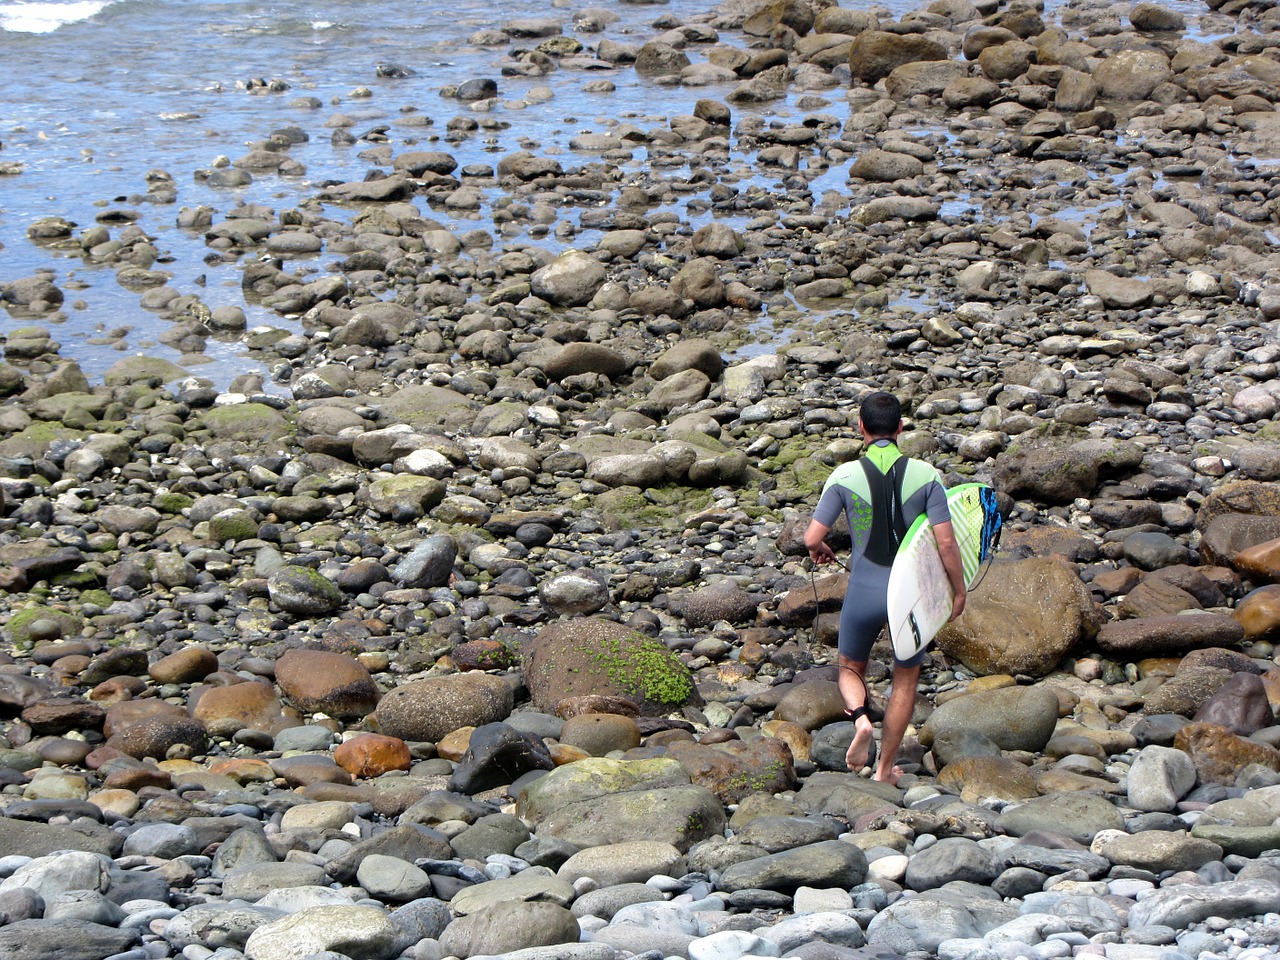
28, 392, 110, 428
521, 618, 701, 716
0, 423, 87, 461
5, 605, 84, 649
377, 383, 479, 432
208, 508, 260, 542
197, 404, 290, 443
364, 474, 446, 519
102, 356, 189, 387
594, 485, 714, 532
153, 492, 195, 514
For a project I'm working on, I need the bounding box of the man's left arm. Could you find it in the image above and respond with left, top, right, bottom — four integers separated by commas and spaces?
932, 520, 967, 620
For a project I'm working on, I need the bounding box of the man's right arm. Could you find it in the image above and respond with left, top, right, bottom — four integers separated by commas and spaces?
932, 520, 967, 620
804, 519, 836, 565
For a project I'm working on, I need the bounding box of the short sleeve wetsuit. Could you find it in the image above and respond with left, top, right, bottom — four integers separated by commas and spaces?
812, 439, 951, 667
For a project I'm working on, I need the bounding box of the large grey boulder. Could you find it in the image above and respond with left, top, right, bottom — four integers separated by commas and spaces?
920, 686, 1060, 754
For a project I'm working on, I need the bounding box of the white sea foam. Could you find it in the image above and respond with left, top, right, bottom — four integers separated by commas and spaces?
0, 0, 114, 33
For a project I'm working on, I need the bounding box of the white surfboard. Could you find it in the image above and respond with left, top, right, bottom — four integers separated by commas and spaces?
887, 483, 1003, 661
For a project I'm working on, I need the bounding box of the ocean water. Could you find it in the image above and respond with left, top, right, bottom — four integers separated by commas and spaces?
0, 0, 1238, 386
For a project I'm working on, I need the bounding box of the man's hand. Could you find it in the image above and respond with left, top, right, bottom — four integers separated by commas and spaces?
808, 541, 837, 565
950, 588, 967, 621
804, 519, 836, 566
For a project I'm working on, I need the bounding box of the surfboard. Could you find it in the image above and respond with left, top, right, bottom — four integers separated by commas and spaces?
887, 483, 1003, 662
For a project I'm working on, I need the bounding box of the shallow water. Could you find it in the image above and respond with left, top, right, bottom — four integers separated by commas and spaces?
0, 0, 1249, 387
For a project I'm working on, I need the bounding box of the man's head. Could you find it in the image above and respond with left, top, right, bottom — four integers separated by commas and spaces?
859, 391, 902, 439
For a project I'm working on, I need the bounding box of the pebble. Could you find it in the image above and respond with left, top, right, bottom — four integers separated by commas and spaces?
3, 1, 1280, 960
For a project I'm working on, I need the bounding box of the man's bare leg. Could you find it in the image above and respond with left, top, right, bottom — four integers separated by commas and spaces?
838, 654, 876, 771
874, 662, 921, 785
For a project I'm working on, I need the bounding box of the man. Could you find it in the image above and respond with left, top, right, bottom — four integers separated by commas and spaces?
803, 391, 966, 785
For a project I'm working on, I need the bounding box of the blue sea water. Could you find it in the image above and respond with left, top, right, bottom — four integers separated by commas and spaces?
0, 0, 1237, 386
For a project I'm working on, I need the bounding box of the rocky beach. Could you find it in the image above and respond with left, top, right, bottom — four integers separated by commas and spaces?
4, 0, 1280, 958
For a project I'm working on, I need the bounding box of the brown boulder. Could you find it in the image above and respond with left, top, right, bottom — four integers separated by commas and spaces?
1096, 613, 1244, 657
103, 699, 188, 738
558, 714, 641, 756
774, 679, 847, 731
21, 697, 105, 735
937, 756, 1039, 804
1194, 480, 1280, 533
1194, 672, 1275, 736
849, 31, 949, 84
1173, 722, 1280, 785
275, 649, 380, 720
1234, 536, 1280, 584
522, 619, 701, 717
374, 674, 513, 743
149, 646, 220, 685
1116, 576, 1202, 620
109, 713, 207, 760
665, 737, 798, 804
192, 681, 288, 738
334, 733, 412, 779
1142, 667, 1233, 717
936, 557, 1096, 677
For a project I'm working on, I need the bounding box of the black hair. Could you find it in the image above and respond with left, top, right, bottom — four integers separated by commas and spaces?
860, 391, 902, 437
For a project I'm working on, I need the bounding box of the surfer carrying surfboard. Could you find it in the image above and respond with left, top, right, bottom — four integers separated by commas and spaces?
802, 391, 968, 785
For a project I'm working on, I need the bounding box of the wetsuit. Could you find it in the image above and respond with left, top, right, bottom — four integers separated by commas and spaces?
812, 439, 951, 667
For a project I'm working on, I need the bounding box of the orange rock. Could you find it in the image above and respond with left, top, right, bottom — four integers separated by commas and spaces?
1173, 721, 1280, 785
1234, 536, 1280, 583
334, 733, 412, 779
1137, 657, 1182, 679
761, 719, 813, 763
149, 646, 220, 685
716, 662, 756, 684
89, 676, 147, 703
1233, 584, 1280, 641
547, 742, 591, 765
191, 681, 287, 738
436, 726, 475, 762
738, 639, 768, 666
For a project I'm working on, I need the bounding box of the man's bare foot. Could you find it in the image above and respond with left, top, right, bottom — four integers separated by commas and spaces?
846, 719, 876, 771
873, 764, 904, 786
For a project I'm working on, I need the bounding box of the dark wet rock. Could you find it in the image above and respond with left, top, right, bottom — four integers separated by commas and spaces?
448, 721, 555, 794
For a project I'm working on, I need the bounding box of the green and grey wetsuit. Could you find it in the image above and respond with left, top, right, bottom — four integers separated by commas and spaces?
812, 440, 950, 665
